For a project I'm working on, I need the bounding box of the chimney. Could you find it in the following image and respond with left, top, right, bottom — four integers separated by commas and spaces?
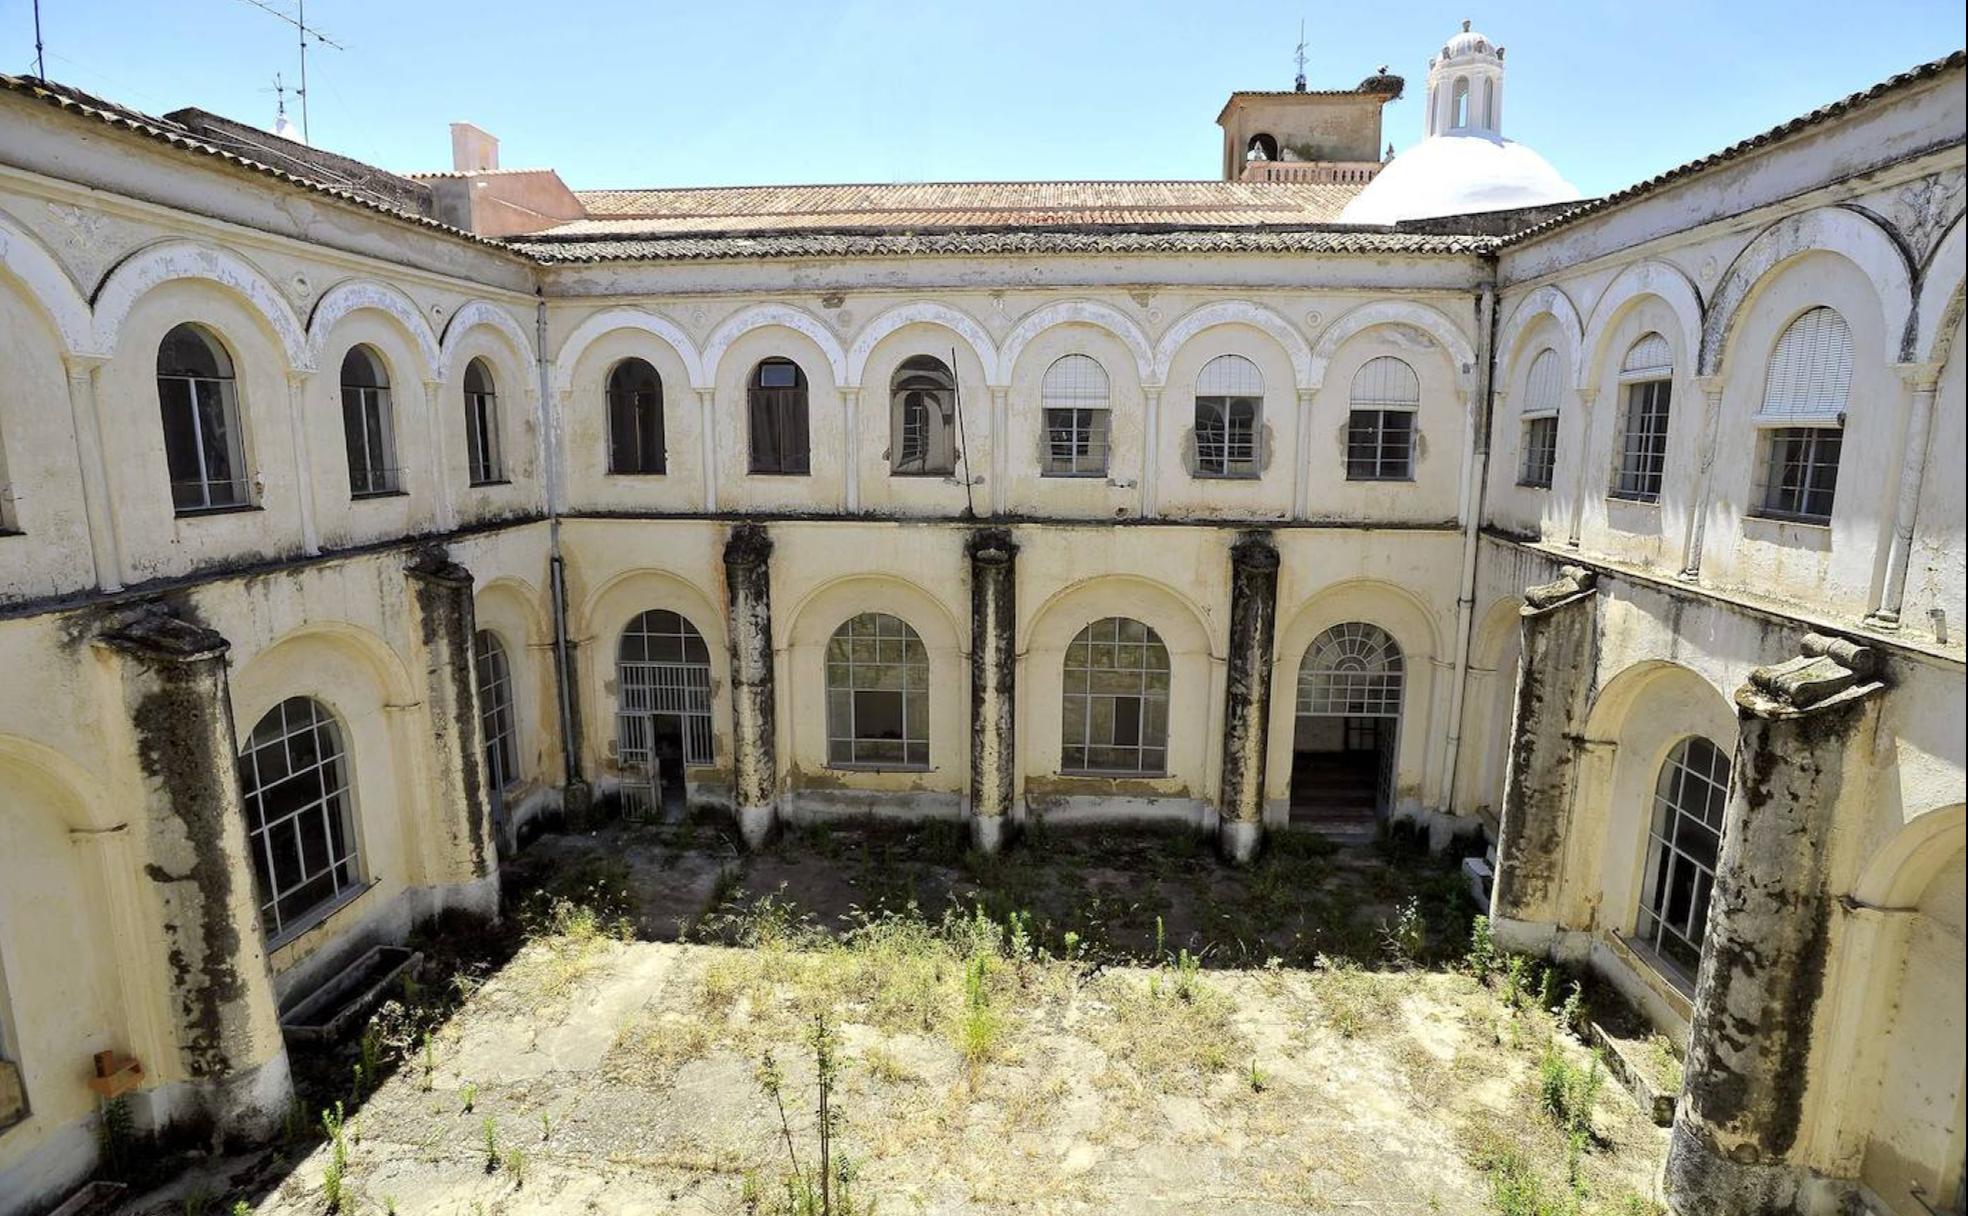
450, 122, 499, 173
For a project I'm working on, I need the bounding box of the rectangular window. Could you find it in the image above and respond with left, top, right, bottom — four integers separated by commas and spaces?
1346, 409, 1414, 481
1195, 397, 1260, 478
1756, 426, 1841, 523
160, 376, 250, 512
466, 390, 504, 485
1043, 407, 1111, 477
1519, 416, 1558, 488
342, 385, 400, 496
1611, 379, 1671, 502
748, 387, 810, 474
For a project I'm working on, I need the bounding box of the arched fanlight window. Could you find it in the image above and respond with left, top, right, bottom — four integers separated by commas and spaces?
1754, 307, 1851, 523
157, 322, 249, 513
1062, 617, 1169, 775
606, 357, 666, 475
1041, 354, 1111, 477
1612, 333, 1674, 502
1297, 622, 1404, 718
616, 610, 713, 817
340, 345, 400, 497
1194, 354, 1262, 478
748, 358, 810, 475
1346, 356, 1419, 481
825, 612, 929, 767
474, 630, 519, 795
890, 355, 958, 476
1637, 736, 1732, 977
463, 358, 504, 485
1518, 348, 1561, 488
237, 697, 359, 940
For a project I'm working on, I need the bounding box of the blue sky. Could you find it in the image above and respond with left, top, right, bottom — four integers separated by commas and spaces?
7, 1, 1963, 196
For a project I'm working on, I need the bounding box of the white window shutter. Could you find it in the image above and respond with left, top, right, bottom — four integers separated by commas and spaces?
1622, 332, 1673, 378
1759, 307, 1851, 424
1351, 356, 1421, 411
1522, 348, 1562, 417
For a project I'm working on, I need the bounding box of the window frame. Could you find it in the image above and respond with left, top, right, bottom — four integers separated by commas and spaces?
824, 612, 930, 770
606, 357, 667, 476
237, 697, 364, 945
339, 346, 402, 499
157, 322, 252, 515
747, 358, 811, 476
1040, 354, 1113, 478
463, 358, 506, 487
1516, 348, 1561, 490
889, 355, 959, 477
1346, 356, 1420, 482
616, 609, 715, 771
1635, 736, 1731, 982
1060, 616, 1170, 777
1754, 425, 1844, 525
474, 630, 520, 794
1192, 353, 1263, 479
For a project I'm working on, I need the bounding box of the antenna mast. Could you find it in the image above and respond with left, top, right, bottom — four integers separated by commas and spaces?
32, 0, 46, 79
1294, 20, 1308, 92
234, 0, 344, 142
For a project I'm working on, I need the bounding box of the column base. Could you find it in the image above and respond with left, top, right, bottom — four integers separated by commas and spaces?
736, 803, 778, 851
970, 814, 1007, 855
1664, 1124, 1850, 1216
1489, 914, 1559, 955
1218, 819, 1262, 865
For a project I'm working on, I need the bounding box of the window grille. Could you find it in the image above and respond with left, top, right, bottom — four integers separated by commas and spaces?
237, 697, 359, 941
1518, 348, 1561, 488
157, 323, 250, 513
1061, 616, 1169, 775
1636, 736, 1731, 978
340, 346, 401, 497
825, 612, 929, 767
616, 610, 714, 818
1757, 427, 1843, 523
890, 355, 957, 475
1041, 354, 1111, 477
1194, 354, 1262, 478
1758, 307, 1852, 424
748, 359, 810, 474
474, 630, 519, 794
463, 358, 504, 485
607, 358, 666, 474
1347, 357, 1420, 482
1297, 622, 1404, 717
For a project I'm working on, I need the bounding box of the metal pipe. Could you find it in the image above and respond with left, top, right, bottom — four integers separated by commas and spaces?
536, 290, 581, 786
1441, 276, 1500, 817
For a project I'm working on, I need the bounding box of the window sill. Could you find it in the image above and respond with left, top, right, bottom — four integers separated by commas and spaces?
1742, 512, 1833, 552
1058, 769, 1170, 780
1192, 471, 1262, 482
173, 502, 262, 520
350, 489, 409, 502
1345, 476, 1416, 484
266, 880, 376, 961
1039, 471, 1110, 480
0, 528, 23, 539
606, 470, 668, 478
1516, 479, 1552, 491
825, 762, 932, 774
746, 470, 812, 478
469, 478, 513, 489
1606, 491, 1661, 506
1610, 931, 1697, 1003
889, 469, 960, 480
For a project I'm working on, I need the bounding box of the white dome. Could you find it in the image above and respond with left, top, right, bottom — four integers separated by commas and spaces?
1441, 27, 1496, 59
1339, 132, 1580, 225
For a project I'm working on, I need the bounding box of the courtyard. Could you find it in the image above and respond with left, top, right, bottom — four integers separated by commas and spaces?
98, 818, 1669, 1216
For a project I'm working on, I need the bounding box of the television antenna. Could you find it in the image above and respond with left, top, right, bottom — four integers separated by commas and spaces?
31, 0, 46, 78
234, 0, 343, 143
1294, 20, 1308, 92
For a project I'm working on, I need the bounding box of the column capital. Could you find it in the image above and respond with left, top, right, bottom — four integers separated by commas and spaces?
98, 604, 230, 665
1692, 373, 1727, 399
724, 521, 773, 568
404, 546, 473, 588
1229, 529, 1280, 572
60, 352, 108, 379
966, 526, 1018, 565
1737, 633, 1886, 719
1522, 564, 1597, 613
1892, 360, 1944, 392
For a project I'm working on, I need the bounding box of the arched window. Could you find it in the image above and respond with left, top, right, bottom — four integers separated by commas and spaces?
1637, 736, 1732, 977
1297, 622, 1404, 718
157, 322, 249, 513
1755, 307, 1851, 523
1246, 133, 1279, 162
1481, 78, 1495, 130
340, 345, 400, 497
1194, 354, 1262, 478
1062, 617, 1168, 775
463, 358, 504, 485
1041, 354, 1111, 477
1518, 348, 1561, 488
616, 610, 713, 816
1452, 77, 1470, 128
607, 357, 666, 475
748, 358, 810, 475
825, 613, 928, 767
474, 630, 519, 795
1346, 356, 1419, 481
890, 355, 958, 476
237, 697, 358, 940
1612, 333, 1674, 502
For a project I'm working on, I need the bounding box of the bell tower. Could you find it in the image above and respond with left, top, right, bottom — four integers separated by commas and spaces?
1425, 20, 1506, 138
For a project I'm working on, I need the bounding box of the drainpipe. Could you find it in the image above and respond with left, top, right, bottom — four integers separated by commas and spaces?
1441, 275, 1499, 821
535, 288, 583, 791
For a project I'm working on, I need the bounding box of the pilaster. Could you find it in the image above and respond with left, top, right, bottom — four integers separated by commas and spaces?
422, 377, 456, 532
1867, 362, 1944, 629
696, 387, 719, 512
62, 355, 124, 590
403, 549, 499, 911
1679, 375, 1726, 581
284, 371, 320, 556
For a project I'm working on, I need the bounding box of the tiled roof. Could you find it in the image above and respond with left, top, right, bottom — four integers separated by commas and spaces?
511, 226, 1492, 264
0, 73, 518, 254
567, 180, 1366, 232
1499, 49, 1967, 247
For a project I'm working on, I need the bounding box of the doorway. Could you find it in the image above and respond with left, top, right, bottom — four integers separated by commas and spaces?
1291, 623, 1404, 838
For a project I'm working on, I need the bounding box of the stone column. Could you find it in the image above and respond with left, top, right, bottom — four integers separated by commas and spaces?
840, 387, 862, 513
1138, 385, 1164, 517
1291, 387, 1318, 518
967, 528, 1019, 852
695, 387, 720, 512
403, 549, 499, 912
284, 371, 321, 556
1868, 363, 1943, 629
1490, 564, 1598, 948
62, 355, 124, 591
1679, 376, 1726, 580
1564, 386, 1598, 547
97, 606, 290, 1139
422, 377, 457, 533
1217, 532, 1280, 863
723, 523, 779, 847
1665, 635, 1886, 1215
988, 387, 1010, 517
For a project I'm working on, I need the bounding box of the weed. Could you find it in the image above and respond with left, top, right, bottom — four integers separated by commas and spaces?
1648, 1033, 1685, 1093
321, 1102, 350, 1214
1557, 982, 1585, 1038
1381, 896, 1426, 968
1468, 914, 1497, 983
95, 1096, 135, 1181
459, 1081, 478, 1114
1503, 954, 1528, 1013
181, 1192, 214, 1216
540, 1110, 554, 1142
1538, 1040, 1605, 1140
957, 953, 1003, 1076
1247, 1057, 1269, 1094
482, 1115, 500, 1172
503, 1145, 526, 1186
232, 1203, 251, 1216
